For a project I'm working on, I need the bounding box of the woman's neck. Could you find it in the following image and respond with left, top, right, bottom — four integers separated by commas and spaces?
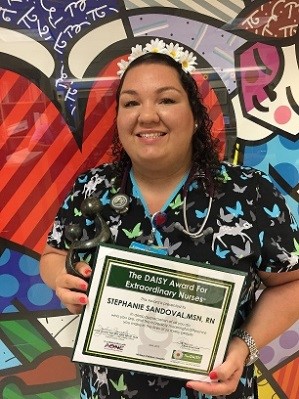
131, 163, 191, 186
131, 165, 191, 214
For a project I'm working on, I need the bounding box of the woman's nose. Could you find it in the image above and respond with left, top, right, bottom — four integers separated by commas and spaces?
138, 103, 160, 124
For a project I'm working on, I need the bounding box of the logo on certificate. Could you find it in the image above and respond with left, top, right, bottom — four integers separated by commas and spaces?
172, 350, 202, 364
104, 342, 126, 352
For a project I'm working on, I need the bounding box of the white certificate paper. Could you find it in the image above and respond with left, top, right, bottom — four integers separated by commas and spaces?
72, 244, 246, 381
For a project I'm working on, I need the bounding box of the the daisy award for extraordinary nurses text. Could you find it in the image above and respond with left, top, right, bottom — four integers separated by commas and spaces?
72, 244, 246, 381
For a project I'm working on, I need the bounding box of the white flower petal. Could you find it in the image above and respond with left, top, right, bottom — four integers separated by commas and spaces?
165, 42, 184, 60
117, 59, 129, 76
128, 44, 145, 61
145, 38, 166, 53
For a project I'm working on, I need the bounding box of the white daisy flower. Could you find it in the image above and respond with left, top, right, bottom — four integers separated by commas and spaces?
117, 59, 129, 77
128, 44, 145, 62
144, 38, 166, 53
165, 42, 183, 60
179, 50, 197, 73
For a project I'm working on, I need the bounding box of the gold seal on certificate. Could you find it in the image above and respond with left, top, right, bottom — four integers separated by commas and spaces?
72, 244, 246, 381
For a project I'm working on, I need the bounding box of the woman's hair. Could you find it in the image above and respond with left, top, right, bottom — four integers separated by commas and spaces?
111, 52, 221, 194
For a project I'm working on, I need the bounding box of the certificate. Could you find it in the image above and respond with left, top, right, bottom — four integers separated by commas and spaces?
72, 243, 246, 381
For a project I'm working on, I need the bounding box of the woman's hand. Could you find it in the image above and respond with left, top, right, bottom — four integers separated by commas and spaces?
54, 261, 92, 314
40, 245, 93, 314
186, 337, 248, 396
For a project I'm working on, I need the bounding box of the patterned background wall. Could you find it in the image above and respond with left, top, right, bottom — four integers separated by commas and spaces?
0, 1, 298, 398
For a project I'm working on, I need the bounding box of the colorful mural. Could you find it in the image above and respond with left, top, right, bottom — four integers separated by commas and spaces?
0, 1, 298, 398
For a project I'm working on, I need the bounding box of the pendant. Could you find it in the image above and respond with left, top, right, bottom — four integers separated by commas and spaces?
152, 211, 167, 227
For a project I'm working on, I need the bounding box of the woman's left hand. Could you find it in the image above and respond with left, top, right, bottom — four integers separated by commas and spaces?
186, 337, 248, 396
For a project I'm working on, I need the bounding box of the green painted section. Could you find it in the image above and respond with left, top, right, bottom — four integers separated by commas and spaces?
0, 320, 52, 361
2, 383, 80, 399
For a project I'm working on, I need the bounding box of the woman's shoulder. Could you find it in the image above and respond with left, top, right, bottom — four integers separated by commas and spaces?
217, 161, 268, 182
71, 163, 117, 196
75, 163, 117, 182
216, 162, 283, 199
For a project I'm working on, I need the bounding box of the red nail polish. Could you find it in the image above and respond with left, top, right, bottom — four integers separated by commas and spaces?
209, 371, 218, 380
80, 283, 87, 291
84, 269, 91, 276
79, 297, 87, 304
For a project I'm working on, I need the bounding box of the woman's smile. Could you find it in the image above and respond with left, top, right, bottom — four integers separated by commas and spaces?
136, 130, 167, 139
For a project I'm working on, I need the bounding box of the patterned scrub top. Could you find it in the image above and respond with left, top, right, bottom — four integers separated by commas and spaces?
47, 162, 299, 399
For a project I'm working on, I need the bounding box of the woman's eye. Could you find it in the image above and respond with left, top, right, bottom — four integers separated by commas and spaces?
160, 98, 176, 104
124, 100, 139, 107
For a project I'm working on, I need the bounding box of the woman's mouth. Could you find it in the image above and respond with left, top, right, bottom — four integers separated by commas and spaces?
136, 132, 166, 138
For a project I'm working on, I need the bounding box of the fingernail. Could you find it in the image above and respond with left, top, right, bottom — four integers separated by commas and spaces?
84, 269, 91, 277
79, 297, 87, 304
209, 371, 218, 380
185, 382, 192, 389
80, 283, 87, 291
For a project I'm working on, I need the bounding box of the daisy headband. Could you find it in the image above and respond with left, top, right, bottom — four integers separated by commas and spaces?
117, 38, 198, 77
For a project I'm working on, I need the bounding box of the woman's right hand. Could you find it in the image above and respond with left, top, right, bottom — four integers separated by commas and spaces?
54, 261, 92, 314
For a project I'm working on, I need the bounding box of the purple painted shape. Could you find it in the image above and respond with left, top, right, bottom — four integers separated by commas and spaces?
279, 330, 299, 349
260, 345, 275, 363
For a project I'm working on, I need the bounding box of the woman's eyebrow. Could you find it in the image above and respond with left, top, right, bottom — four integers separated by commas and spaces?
119, 89, 137, 96
156, 86, 181, 93
120, 86, 182, 97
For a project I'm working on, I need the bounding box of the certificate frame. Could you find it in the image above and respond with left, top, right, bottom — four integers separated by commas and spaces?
72, 243, 246, 381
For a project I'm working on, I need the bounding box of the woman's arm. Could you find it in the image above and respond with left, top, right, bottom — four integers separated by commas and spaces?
39, 244, 92, 314
186, 269, 299, 396
240, 269, 299, 349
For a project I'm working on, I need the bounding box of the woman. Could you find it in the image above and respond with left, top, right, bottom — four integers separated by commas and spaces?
40, 39, 299, 399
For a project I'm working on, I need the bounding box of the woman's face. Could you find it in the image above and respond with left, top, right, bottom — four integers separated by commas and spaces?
116, 63, 195, 173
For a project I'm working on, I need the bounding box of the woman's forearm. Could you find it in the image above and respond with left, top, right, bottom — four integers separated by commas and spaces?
241, 278, 299, 349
